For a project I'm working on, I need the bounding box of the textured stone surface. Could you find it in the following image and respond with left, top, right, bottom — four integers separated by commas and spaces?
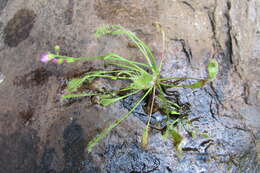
0, 0, 259, 172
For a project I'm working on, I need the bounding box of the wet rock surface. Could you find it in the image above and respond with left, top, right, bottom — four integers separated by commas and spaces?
0, 0, 259, 172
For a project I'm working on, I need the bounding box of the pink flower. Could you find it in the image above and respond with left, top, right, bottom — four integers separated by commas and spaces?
52, 58, 59, 64
40, 54, 50, 63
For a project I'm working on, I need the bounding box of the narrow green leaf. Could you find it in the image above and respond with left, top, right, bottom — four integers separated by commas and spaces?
181, 80, 207, 89
65, 70, 130, 93
62, 93, 98, 99
104, 54, 149, 73
65, 58, 75, 63
170, 111, 180, 115
208, 59, 219, 81
160, 80, 207, 89
160, 76, 201, 81
158, 95, 180, 108
104, 53, 149, 68
100, 90, 140, 106
66, 77, 87, 92
100, 97, 120, 106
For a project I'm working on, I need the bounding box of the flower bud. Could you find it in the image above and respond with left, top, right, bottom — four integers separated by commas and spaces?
54, 45, 60, 54
52, 58, 64, 64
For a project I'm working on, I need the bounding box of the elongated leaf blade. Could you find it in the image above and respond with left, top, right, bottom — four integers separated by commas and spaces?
160, 80, 207, 89
182, 80, 207, 89
100, 90, 140, 106
66, 78, 86, 92
62, 93, 98, 99
100, 97, 121, 106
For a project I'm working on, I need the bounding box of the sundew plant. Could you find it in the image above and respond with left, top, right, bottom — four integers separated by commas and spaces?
41, 25, 218, 152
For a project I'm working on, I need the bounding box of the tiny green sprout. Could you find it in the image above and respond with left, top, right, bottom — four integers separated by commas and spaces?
41, 25, 219, 152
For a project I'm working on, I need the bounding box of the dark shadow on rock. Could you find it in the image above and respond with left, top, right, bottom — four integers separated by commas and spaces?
3, 9, 36, 47
13, 67, 52, 88
62, 120, 86, 173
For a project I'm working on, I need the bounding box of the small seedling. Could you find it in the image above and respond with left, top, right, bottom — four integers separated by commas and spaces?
41, 25, 218, 152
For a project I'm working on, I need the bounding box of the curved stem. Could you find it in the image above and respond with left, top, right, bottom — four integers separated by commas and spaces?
160, 79, 207, 89
89, 74, 129, 80
156, 23, 166, 72
142, 86, 156, 148
159, 76, 202, 81
101, 90, 141, 106
50, 54, 105, 61
62, 93, 100, 99
107, 62, 142, 72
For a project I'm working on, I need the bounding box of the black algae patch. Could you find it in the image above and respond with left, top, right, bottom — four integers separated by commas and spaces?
62, 121, 86, 173
106, 144, 160, 173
